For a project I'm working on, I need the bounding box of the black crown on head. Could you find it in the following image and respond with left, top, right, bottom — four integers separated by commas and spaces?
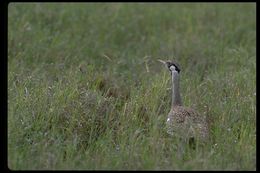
165, 61, 181, 73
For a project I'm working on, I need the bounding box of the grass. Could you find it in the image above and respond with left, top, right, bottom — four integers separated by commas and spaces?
8, 3, 256, 170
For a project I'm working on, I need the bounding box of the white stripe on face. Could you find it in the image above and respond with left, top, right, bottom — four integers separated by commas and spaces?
170, 65, 176, 71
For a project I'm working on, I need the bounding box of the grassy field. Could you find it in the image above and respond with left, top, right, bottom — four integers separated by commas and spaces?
8, 3, 256, 170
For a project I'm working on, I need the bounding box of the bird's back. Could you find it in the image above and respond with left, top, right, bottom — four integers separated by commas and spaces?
166, 105, 209, 141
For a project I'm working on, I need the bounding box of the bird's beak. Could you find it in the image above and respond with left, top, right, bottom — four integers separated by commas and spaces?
157, 59, 167, 65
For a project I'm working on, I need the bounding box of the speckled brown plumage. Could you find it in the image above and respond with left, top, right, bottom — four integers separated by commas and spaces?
166, 105, 209, 142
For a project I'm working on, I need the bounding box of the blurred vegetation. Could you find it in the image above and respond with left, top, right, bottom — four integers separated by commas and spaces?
8, 3, 256, 170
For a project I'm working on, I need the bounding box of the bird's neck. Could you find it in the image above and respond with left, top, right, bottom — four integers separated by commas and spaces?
171, 71, 182, 107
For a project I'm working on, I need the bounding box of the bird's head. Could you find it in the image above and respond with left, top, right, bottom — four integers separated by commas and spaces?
157, 59, 181, 74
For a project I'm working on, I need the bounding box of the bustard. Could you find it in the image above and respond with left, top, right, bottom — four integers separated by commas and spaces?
158, 60, 209, 143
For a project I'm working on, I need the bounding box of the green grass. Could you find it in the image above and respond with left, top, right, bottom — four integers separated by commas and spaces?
8, 3, 256, 170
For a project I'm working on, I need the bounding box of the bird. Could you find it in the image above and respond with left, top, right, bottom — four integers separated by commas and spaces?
158, 59, 209, 144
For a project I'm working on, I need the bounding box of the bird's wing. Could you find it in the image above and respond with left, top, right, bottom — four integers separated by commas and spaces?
167, 106, 209, 139
170, 106, 198, 123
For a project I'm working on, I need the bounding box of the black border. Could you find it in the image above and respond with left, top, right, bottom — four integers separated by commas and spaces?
2, 0, 8, 172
